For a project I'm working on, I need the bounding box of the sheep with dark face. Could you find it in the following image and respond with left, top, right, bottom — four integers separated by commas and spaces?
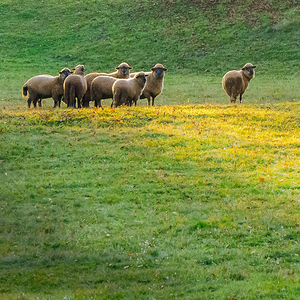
112, 72, 147, 107
63, 65, 87, 108
82, 62, 132, 107
90, 76, 118, 108
222, 63, 256, 103
22, 68, 72, 108
130, 63, 167, 106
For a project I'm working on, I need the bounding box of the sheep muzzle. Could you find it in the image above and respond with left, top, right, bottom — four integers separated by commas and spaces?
119, 67, 129, 75
152, 67, 167, 78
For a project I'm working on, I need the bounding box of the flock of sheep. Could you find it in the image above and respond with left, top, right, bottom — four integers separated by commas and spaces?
22, 62, 256, 108
22, 63, 167, 109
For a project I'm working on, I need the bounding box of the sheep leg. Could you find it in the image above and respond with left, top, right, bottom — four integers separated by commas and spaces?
96, 99, 103, 109
112, 94, 118, 108
113, 92, 124, 107
77, 98, 82, 108
82, 93, 89, 108
53, 96, 59, 108
69, 87, 75, 108
151, 97, 156, 106
58, 96, 62, 108
133, 97, 139, 107
239, 93, 243, 103
230, 95, 237, 103
94, 94, 100, 108
27, 98, 32, 108
38, 99, 42, 107
147, 97, 151, 106
33, 99, 38, 108
121, 96, 128, 107
97, 99, 103, 109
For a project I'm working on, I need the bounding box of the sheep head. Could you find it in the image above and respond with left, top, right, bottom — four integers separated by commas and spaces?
241, 63, 256, 80
151, 63, 167, 78
73, 65, 85, 75
59, 68, 72, 80
116, 62, 132, 77
134, 72, 147, 85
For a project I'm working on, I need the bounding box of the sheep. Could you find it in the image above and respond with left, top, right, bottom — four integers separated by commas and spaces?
112, 72, 147, 107
90, 76, 118, 108
22, 67, 72, 108
222, 63, 256, 103
63, 64, 87, 108
130, 63, 167, 106
82, 62, 132, 107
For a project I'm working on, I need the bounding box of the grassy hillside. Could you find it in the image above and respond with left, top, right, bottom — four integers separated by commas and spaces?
1, 1, 300, 298
0, 0, 299, 103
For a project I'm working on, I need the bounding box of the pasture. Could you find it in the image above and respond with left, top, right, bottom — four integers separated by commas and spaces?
1, 102, 300, 299
1, 0, 300, 298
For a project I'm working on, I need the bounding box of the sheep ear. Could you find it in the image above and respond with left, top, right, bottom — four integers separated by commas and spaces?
115, 67, 120, 70
252, 66, 257, 68
163, 68, 168, 71
59, 72, 62, 74
129, 66, 133, 70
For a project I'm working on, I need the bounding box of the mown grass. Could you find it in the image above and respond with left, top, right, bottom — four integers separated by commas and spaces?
1, 103, 300, 299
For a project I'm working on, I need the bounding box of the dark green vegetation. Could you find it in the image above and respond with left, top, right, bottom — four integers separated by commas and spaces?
1, 0, 300, 299
0, 0, 300, 103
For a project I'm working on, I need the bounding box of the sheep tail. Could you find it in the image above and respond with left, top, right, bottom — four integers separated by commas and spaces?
22, 85, 28, 97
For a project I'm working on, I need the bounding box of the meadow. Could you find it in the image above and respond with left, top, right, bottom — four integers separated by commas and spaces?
1, 0, 300, 299
1, 101, 300, 299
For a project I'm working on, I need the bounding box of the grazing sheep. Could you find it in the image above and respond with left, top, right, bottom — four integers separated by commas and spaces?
63, 64, 87, 108
82, 62, 132, 107
90, 76, 118, 108
22, 68, 72, 108
222, 63, 256, 103
112, 72, 147, 107
130, 63, 167, 106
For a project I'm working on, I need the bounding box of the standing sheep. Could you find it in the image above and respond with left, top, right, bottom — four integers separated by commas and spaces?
112, 72, 147, 107
90, 76, 118, 108
222, 63, 256, 103
82, 62, 132, 107
63, 64, 87, 108
130, 63, 167, 106
22, 67, 72, 108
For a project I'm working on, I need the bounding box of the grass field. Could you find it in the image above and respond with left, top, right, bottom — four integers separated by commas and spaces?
1, 0, 300, 298
1, 102, 300, 299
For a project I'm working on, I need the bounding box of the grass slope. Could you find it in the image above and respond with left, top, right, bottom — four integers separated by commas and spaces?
0, 0, 299, 103
1, 0, 300, 299
1, 103, 300, 299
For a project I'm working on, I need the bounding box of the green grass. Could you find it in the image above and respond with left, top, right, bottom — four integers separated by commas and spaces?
1, 104, 300, 299
2, 72, 300, 107
1, 0, 300, 298
0, 0, 300, 103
